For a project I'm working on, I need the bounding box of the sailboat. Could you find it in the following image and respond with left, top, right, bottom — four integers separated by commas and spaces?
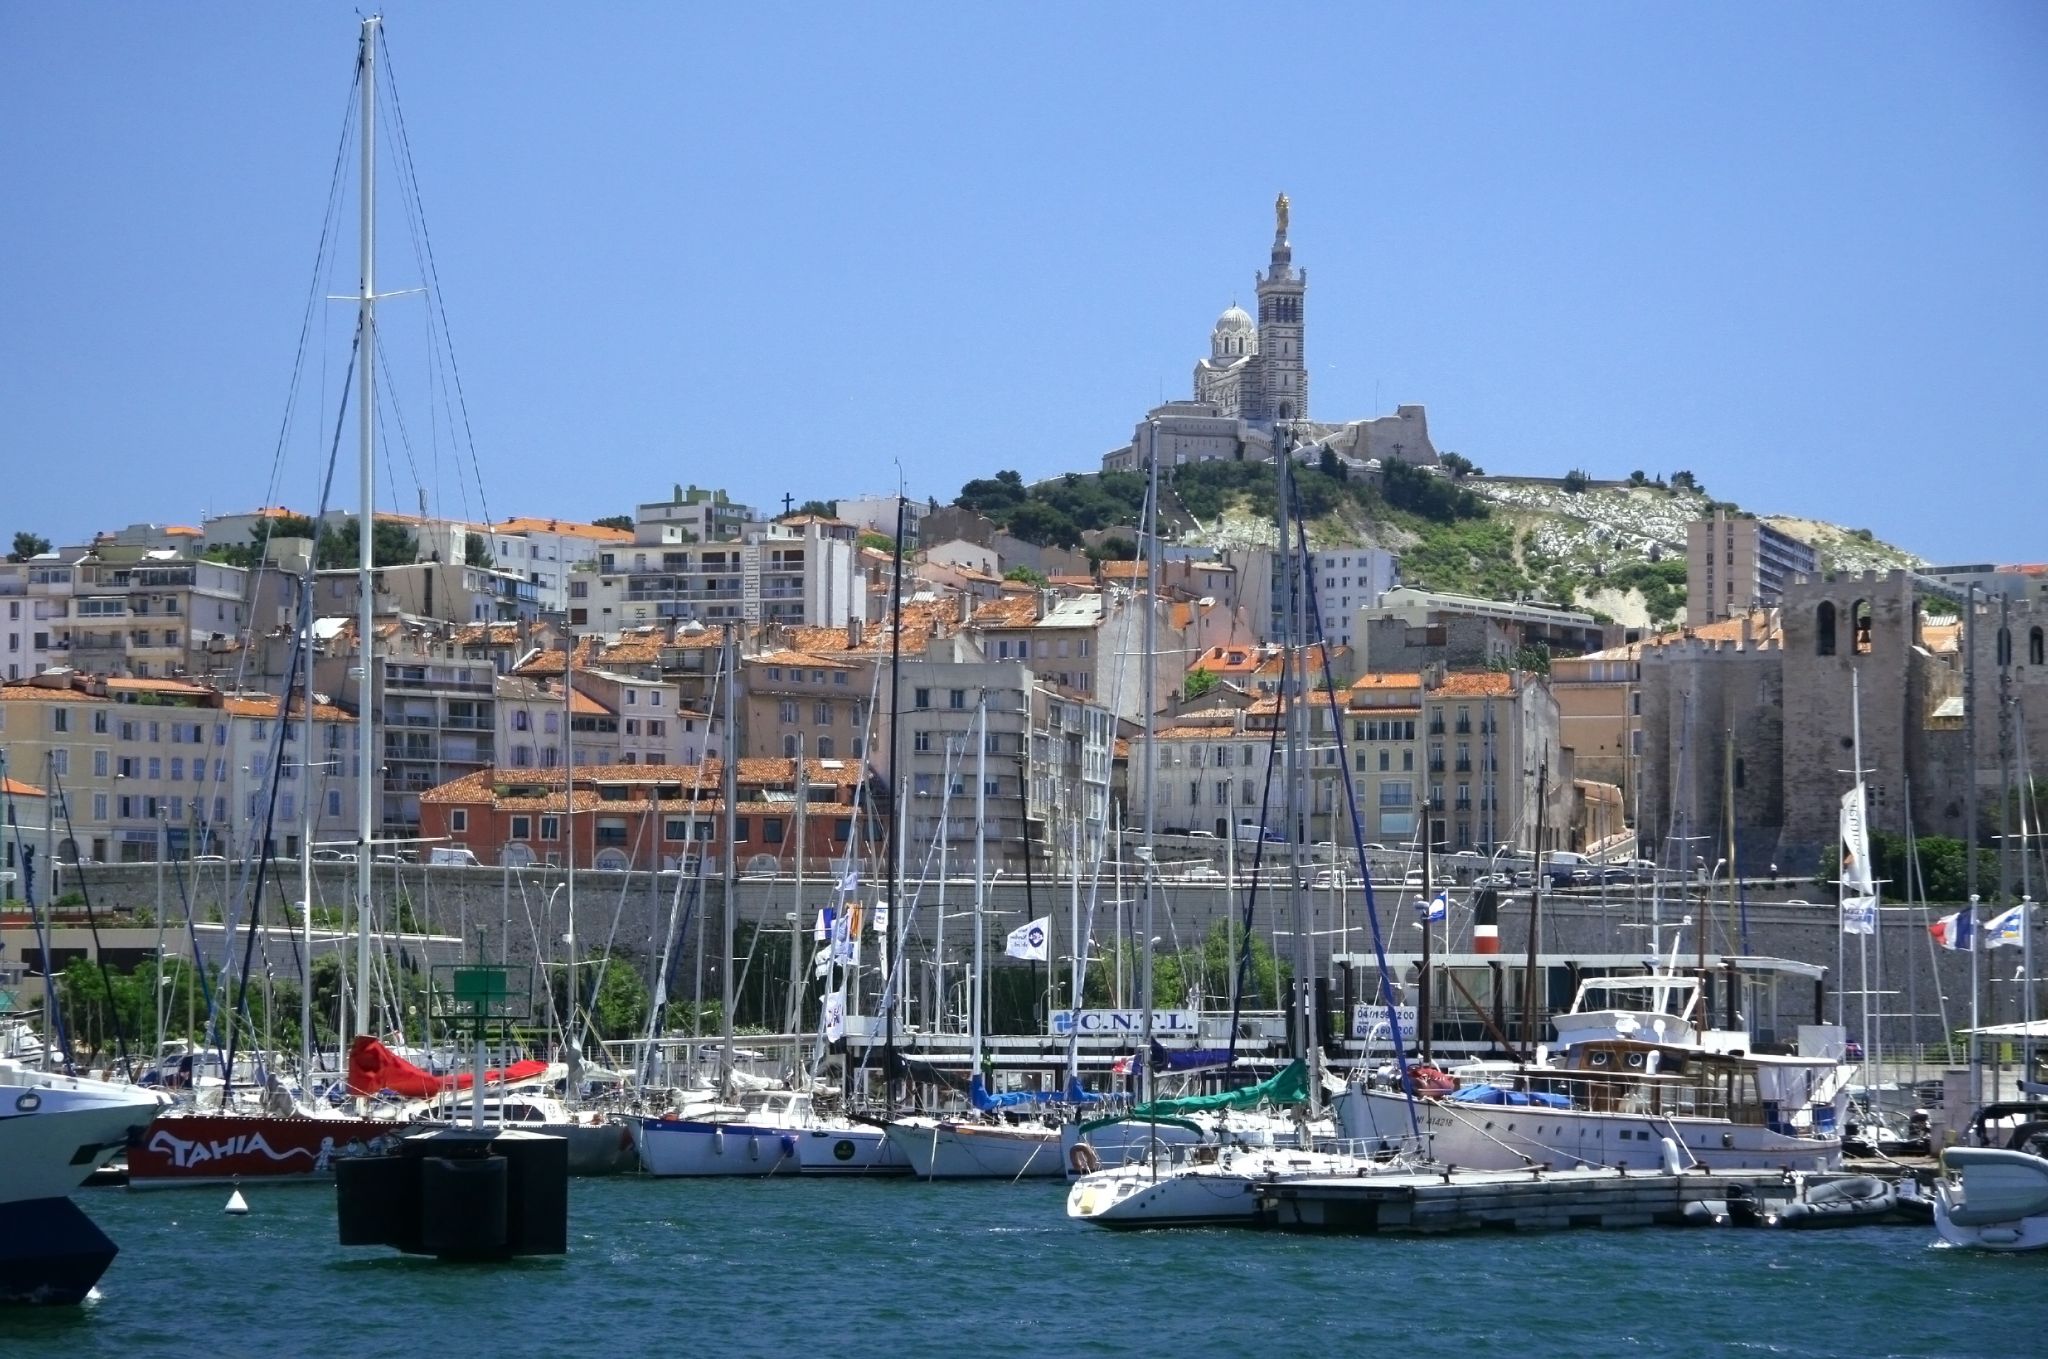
131, 16, 437, 1187
1070, 426, 1428, 1226
883, 697, 1068, 1179
635, 628, 798, 1176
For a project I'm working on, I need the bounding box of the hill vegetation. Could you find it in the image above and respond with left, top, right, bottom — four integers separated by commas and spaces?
953, 458, 1920, 630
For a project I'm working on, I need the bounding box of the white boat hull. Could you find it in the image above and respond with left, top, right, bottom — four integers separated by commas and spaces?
1336, 1087, 1838, 1173
1933, 1148, 2048, 1252
0, 1065, 165, 1202
1068, 1147, 1385, 1228
884, 1118, 1064, 1180
634, 1118, 796, 1177
793, 1124, 908, 1175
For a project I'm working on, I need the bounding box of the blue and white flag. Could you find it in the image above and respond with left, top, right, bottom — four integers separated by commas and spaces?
1984, 903, 2029, 950
814, 906, 834, 942
838, 868, 860, 896
1839, 784, 1878, 935
1413, 890, 1448, 922
1006, 916, 1050, 962
872, 900, 890, 936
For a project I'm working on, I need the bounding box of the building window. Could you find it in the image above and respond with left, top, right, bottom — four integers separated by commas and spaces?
2031, 627, 2044, 667
540, 815, 560, 841
949, 689, 966, 710
914, 687, 930, 709
1815, 602, 1837, 656
451, 809, 468, 832
913, 730, 931, 753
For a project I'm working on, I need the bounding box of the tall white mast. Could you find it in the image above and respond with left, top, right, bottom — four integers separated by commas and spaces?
1138, 417, 1158, 1098
971, 699, 988, 1077
719, 625, 738, 1093
350, 14, 380, 1048
562, 638, 579, 1095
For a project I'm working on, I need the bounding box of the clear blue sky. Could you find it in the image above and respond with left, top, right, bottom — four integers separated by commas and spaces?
4, 2, 2042, 563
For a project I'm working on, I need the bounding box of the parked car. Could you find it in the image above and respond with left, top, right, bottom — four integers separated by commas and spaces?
1235, 822, 1284, 844
428, 847, 481, 867
1185, 829, 1219, 840
1473, 873, 1512, 889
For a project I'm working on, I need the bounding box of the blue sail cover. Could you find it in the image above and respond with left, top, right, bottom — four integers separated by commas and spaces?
1148, 1041, 1238, 1072
968, 1073, 1098, 1111
1445, 1084, 1571, 1109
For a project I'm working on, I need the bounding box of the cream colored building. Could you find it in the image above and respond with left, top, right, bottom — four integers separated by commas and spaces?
1686, 511, 1818, 627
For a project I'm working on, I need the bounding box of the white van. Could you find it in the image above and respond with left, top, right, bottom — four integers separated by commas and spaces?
428, 847, 482, 867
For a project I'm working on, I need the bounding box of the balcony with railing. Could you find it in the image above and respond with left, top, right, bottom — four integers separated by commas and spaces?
1455, 758, 1472, 772
1428, 719, 1445, 735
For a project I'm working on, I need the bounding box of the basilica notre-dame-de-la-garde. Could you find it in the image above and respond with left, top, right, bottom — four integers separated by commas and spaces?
1193, 193, 1309, 430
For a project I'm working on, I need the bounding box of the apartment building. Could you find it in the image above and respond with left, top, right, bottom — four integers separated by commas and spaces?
739, 649, 876, 763
1686, 510, 1819, 627
0, 551, 248, 682
485, 517, 635, 613
892, 659, 1113, 875
496, 665, 697, 771
578, 519, 864, 632
0, 672, 357, 864
419, 756, 869, 873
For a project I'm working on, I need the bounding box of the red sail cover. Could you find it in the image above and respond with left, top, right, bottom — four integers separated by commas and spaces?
347, 1035, 549, 1098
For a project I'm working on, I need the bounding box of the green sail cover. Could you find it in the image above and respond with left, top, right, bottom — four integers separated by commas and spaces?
1129, 1058, 1309, 1116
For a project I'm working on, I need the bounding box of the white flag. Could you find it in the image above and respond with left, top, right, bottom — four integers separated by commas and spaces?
812, 946, 834, 979
1005, 915, 1051, 962
838, 869, 860, 896
1839, 784, 1877, 934
872, 900, 890, 935
822, 990, 846, 1042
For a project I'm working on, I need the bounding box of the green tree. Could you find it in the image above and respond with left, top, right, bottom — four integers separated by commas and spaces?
9, 531, 52, 562
1004, 501, 1080, 548
857, 530, 897, 555
589, 958, 649, 1040
463, 536, 494, 569
1561, 468, 1592, 493
1182, 667, 1219, 702
591, 515, 634, 532
1086, 535, 1138, 565
792, 499, 838, 518
1440, 452, 1482, 479
956, 469, 1028, 518
1003, 565, 1048, 587
1084, 922, 1290, 1012
316, 517, 418, 569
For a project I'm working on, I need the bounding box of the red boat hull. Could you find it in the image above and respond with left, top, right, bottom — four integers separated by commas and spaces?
126, 1113, 415, 1189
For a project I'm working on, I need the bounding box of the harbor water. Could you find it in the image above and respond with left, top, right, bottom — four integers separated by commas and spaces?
3, 1177, 2039, 1358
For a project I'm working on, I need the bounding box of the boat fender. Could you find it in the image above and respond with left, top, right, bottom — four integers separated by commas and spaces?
712, 1126, 725, 1155
1659, 1137, 1683, 1174
748, 1134, 760, 1161
1070, 1142, 1101, 1175
779, 1134, 797, 1157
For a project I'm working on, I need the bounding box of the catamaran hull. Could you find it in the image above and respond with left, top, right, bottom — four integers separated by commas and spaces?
884, 1120, 1064, 1180
634, 1118, 796, 1177
1336, 1088, 1839, 1173
125, 1112, 415, 1189
794, 1125, 908, 1175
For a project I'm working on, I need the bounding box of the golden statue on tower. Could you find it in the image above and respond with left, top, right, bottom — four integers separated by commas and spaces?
1275, 192, 1290, 239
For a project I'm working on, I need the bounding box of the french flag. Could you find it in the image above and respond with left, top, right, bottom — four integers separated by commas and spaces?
1929, 909, 1974, 951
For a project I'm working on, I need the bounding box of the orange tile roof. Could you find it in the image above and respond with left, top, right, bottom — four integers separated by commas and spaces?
1099, 561, 1147, 580
104, 676, 214, 694
220, 695, 353, 722
1, 776, 46, 799
1152, 723, 1244, 740
1192, 645, 1263, 674
749, 649, 854, 671
568, 689, 613, 716
1429, 671, 1518, 698
455, 623, 524, 647
1351, 672, 1424, 690
1921, 622, 1962, 654
491, 516, 636, 542
164, 525, 203, 536
971, 595, 1040, 628
0, 682, 111, 703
